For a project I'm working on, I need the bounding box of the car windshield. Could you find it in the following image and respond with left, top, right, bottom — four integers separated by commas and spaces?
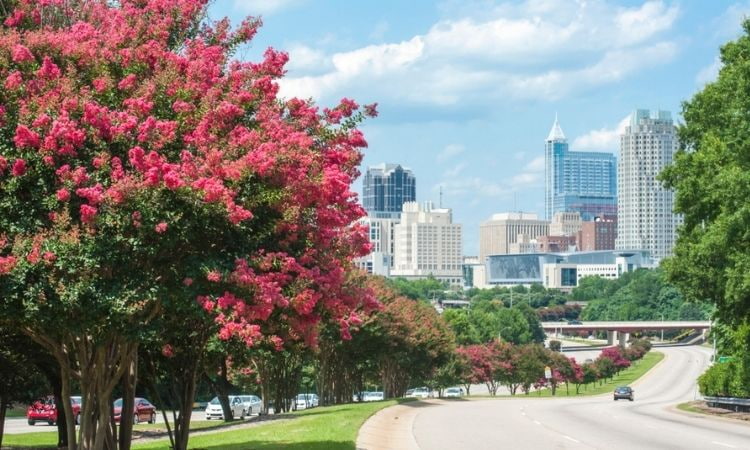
209, 397, 220, 405
113, 399, 122, 407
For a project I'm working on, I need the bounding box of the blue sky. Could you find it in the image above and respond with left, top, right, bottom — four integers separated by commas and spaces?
208, 0, 748, 255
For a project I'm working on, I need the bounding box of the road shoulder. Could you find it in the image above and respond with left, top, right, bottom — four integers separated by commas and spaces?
356, 399, 440, 450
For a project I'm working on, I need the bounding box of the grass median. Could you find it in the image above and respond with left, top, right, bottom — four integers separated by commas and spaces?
532, 350, 664, 398
3, 400, 410, 449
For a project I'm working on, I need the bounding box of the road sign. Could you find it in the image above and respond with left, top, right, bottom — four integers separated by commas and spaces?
718, 356, 734, 363
544, 366, 552, 379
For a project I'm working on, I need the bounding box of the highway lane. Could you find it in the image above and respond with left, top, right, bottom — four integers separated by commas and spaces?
413, 345, 750, 449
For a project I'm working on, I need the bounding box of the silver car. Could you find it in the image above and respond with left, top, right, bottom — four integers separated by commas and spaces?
294, 393, 319, 409
239, 395, 262, 415
204, 396, 246, 420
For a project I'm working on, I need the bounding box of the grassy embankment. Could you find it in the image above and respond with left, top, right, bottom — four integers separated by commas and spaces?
3, 400, 409, 450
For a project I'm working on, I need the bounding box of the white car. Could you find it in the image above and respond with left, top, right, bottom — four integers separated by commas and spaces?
205, 396, 246, 420
238, 395, 262, 415
444, 387, 463, 398
363, 391, 384, 402
295, 393, 319, 409
411, 387, 432, 399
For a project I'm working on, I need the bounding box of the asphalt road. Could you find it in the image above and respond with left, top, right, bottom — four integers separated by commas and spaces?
413, 345, 750, 449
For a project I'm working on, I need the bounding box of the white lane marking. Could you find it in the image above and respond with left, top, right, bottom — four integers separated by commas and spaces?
712, 441, 737, 448
521, 412, 526, 416
564, 436, 580, 443
534, 420, 542, 425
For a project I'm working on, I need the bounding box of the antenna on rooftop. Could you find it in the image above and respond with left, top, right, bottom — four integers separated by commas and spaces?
439, 185, 443, 208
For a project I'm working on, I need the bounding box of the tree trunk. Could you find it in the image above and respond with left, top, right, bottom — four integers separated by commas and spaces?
118, 358, 137, 450
0, 399, 7, 449
172, 362, 199, 450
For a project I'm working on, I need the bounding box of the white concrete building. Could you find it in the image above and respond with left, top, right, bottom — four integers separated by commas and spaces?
616, 110, 681, 263
479, 212, 549, 261
354, 212, 399, 277
392, 202, 463, 286
549, 211, 582, 237
543, 256, 644, 291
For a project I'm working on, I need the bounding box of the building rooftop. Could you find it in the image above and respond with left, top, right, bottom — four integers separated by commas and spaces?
546, 114, 566, 141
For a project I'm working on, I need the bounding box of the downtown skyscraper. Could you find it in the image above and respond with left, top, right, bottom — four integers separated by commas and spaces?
544, 116, 617, 221
362, 163, 416, 215
616, 109, 680, 262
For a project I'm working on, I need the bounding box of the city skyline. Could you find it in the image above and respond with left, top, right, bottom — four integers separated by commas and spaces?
207, 1, 748, 255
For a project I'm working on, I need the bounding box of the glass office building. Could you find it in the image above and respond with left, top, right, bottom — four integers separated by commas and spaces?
544, 116, 617, 221
362, 163, 416, 214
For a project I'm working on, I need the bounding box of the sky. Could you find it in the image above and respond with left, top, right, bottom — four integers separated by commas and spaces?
208, 0, 749, 255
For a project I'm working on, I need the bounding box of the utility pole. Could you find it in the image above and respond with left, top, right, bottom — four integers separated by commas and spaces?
660, 314, 664, 342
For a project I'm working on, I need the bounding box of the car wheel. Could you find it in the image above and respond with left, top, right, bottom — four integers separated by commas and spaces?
240, 409, 246, 420
629, 398, 634, 402
133, 413, 139, 425
75, 414, 80, 425
48, 421, 55, 426
149, 412, 156, 424
28, 419, 35, 426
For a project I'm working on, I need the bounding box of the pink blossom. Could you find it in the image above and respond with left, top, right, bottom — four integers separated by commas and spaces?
0, 256, 18, 274
11, 159, 26, 176
161, 344, 175, 358
56, 188, 71, 202
4, 71, 23, 90
118, 74, 137, 90
0, 156, 7, 173
183, 277, 193, 286
11, 44, 34, 63
206, 271, 221, 282
43, 252, 56, 263
38, 57, 61, 79
154, 222, 168, 233
14, 125, 40, 149
80, 204, 98, 224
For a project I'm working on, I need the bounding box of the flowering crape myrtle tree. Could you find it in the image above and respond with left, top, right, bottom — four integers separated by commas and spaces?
0, 1, 377, 449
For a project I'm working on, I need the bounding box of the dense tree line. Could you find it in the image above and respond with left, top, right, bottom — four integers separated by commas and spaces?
658, 20, 750, 398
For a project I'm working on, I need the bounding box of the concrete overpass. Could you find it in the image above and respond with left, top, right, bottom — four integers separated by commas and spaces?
541, 321, 711, 346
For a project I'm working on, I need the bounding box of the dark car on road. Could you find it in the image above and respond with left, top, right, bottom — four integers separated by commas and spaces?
567, 319, 583, 325
613, 386, 634, 401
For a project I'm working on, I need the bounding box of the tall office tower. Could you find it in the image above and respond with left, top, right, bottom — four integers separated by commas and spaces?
544, 116, 617, 221
616, 110, 680, 262
479, 212, 549, 261
391, 202, 463, 287
362, 163, 416, 215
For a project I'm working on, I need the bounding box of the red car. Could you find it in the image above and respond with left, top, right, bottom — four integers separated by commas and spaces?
113, 397, 156, 424
27, 396, 82, 426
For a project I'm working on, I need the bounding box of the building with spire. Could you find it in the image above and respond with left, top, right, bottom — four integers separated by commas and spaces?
544, 115, 617, 221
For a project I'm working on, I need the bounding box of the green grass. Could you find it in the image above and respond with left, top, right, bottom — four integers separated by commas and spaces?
677, 401, 704, 414
555, 337, 604, 346
1, 431, 58, 448
530, 351, 664, 398
134, 400, 410, 450
3, 400, 409, 450
1, 419, 245, 448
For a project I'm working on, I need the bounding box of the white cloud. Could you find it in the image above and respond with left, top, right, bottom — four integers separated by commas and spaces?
523, 156, 545, 172
443, 162, 468, 178
696, 57, 722, 85
285, 44, 329, 71
572, 115, 631, 151
233, 0, 304, 15
438, 177, 511, 198
437, 144, 466, 162
279, 1, 681, 105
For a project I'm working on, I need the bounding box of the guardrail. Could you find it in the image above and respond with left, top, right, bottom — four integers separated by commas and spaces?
704, 396, 750, 411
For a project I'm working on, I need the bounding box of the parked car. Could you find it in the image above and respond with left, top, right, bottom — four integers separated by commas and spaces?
294, 393, 319, 409
410, 387, 432, 399
239, 395, 262, 415
27, 396, 82, 426
205, 396, 246, 420
613, 386, 634, 401
363, 391, 384, 402
404, 389, 414, 397
113, 397, 156, 424
444, 387, 464, 398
